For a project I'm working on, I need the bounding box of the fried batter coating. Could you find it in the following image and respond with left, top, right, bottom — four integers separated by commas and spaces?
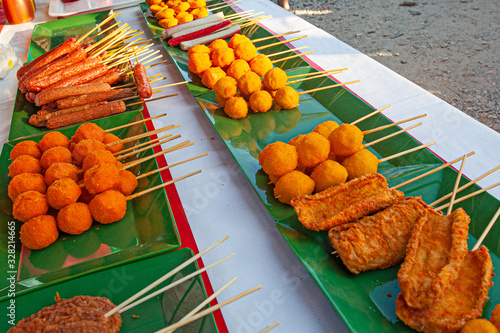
188, 44, 210, 58
212, 47, 235, 68
13, 191, 49, 222
89, 190, 127, 224
342, 149, 379, 180
310, 160, 347, 192
226, 59, 250, 80
193, 8, 208, 19
328, 123, 363, 157
249, 54, 273, 78
72, 123, 106, 143
228, 33, 251, 48
290, 173, 403, 230
398, 208, 470, 309
115, 170, 138, 196
263, 68, 287, 91
44, 162, 79, 186
40, 146, 73, 170
275, 86, 299, 110
313, 120, 339, 138
188, 52, 211, 75
209, 39, 228, 54
155, 8, 175, 19
396, 246, 493, 333
103, 133, 123, 154
159, 18, 178, 28
295, 132, 330, 168
462, 319, 498, 333
46, 178, 82, 210
288, 134, 305, 146
39, 131, 70, 153
201, 66, 226, 89
10, 140, 42, 161
328, 197, 440, 274
491, 304, 500, 331
259, 141, 298, 176
72, 139, 107, 166
249, 90, 273, 113
20, 215, 59, 250
82, 149, 118, 173
84, 163, 119, 195
237, 71, 261, 97
234, 41, 258, 62
57, 202, 93, 235
8, 155, 43, 177
274, 170, 315, 205
8, 173, 47, 201
224, 96, 248, 119
214, 76, 238, 99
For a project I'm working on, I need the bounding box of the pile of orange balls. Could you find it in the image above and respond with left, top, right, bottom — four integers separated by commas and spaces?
259, 120, 379, 205
147, 0, 208, 28
188, 35, 300, 119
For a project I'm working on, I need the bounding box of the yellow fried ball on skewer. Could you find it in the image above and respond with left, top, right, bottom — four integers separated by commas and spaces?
20, 215, 58, 250
275, 86, 299, 110
224, 96, 248, 119
226, 59, 250, 80
193, 8, 208, 19
490, 304, 500, 331
214, 76, 238, 99
188, 0, 206, 9
57, 202, 93, 235
228, 34, 251, 48
461, 319, 499, 333
328, 123, 364, 157
188, 44, 210, 58
295, 132, 330, 168
310, 160, 348, 192
341, 149, 378, 180
263, 68, 288, 91
212, 47, 235, 68
237, 71, 261, 97
249, 90, 273, 113
209, 39, 228, 55
274, 170, 315, 205
201, 67, 226, 89
249, 54, 273, 78
155, 8, 175, 19
215, 93, 228, 108
188, 52, 211, 75
259, 141, 298, 176
313, 120, 340, 138
173, 1, 190, 13
176, 12, 193, 24
234, 41, 258, 62
159, 18, 178, 28
288, 134, 305, 146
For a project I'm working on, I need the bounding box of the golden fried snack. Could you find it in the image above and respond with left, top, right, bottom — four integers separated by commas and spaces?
13, 191, 49, 222
201, 67, 226, 89
57, 202, 93, 235
72, 122, 106, 143
82, 150, 118, 173
10, 140, 42, 161
215, 93, 227, 108
8, 155, 43, 177
462, 319, 498, 333
310, 160, 347, 192
329, 197, 440, 274
20, 215, 59, 250
188, 0, 206, 9
396, 246, 493, 333
224, 96, 248, 119
214, 76, 238, 99
226, 59, 250, 80
234, 41, 258, 62
328, 123, 363, 157
259, 141, 298, 176
39, 131, 70, 153
274, 170, 315, 205
288, 134, 305, 146
208, 39, 228, 54
159, 18, 178, 28
173, 1, 190, 13
188, 44, 210, 58
188, 52, 211, 75
40, 146, 73, 170
89, 190, 127, 224
263, 68, 287, 91
275, 86, 299, 110
78, 183, 96, 204
155, 8, 175, 19
228, 33, 251, 48
177, 12, 194, 24
193, 7, 208, 19
398, 208, 470, 309
44, 162, 79, 186
103, 133, 123, 154
84, 163, 119, 195
491, 304, 500, 331
237, 71, 261, 97
115, 170, 138, 196
8, 173, 46, 201
295, 132, 330, 168
313, 120, 339, 138
249, 54, 273, 78
72, 139, 107, 166
290, 173, 403, 230
46, 178, 82, 210
249, 90, 273, 113
342, 149, 379, 180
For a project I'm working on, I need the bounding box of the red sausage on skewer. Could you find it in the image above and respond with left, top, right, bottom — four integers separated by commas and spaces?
132, 64, 152, 99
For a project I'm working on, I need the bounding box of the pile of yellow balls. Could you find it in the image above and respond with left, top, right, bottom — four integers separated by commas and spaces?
147, 0, 208, 28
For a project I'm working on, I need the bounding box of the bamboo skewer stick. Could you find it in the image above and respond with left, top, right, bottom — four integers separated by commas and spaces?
267, 46, 310, 58
447, 155, 468, 215
119, 253, 235, 314
393, 152, 476, 190
153, 81, 189, 90
435, 181, 500, 212
256, 35, 307, 51
137, 50, 161, 64
125, 93, 179, 108
156, 285, 262, 333
225, 10, 255, 20
351, 105, 391, 125
240, 15, 272, 28
145, 59, 168, 69
105, 113, 166, 133
379, 141, 435, 163
472, 206, 500, 251
259, 322, 280, 333
94, 29, 135, 60
107, 124, 179, 147
287, 70, 344, 85
363, 114, 427, 135
104, 235, 230, 318
209, 1, 241, 11
121, 141, 193, 170
86, 23, 130, 54
103, 41, 152, 65
104, 38, 148, 62
117, 134, 181, 160
206, 0, 239, 9
231, 12, 265, 25
287, 68, 348, 79
77, 11, 121, 44
136, 153, 208, 180
363, 122, 422, 149
113, 134, 172, 156
126, 169, 200, 200
431, 164, 500, 206
272, 50, 315, 64
252, 31, 300, 43
141, 54, 163, 66
85, 21, 122, 44
299, 80, 360, 95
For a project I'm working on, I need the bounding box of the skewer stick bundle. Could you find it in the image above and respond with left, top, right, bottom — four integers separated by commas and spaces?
447, 154, 468, 215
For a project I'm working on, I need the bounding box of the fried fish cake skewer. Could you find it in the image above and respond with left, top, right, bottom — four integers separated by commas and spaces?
396, 246, 493, 332
328, 197, 441, 274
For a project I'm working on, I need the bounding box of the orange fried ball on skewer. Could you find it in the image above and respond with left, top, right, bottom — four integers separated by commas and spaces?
461, 319, 498, 333
72, 123, 106, 144
259, 141, 298, 176
155, 8, 175, 20
224, 96, 248, 119
89, 190, 127, 224
13, 191, 49, 222
82, 150, 118, 173
212, 47, 235, 68
263, 68, 288, 91
201, 67, 226, 89
40, 146, 73, 170
328, 123, 364, 157
8, 173, 46, 201
159, 18, 178, 28
78, 183, 96, 204
188, 0, 206, 9
8, 155, 43, 177
84, 163, 120, 195
72, 139, 107, 166
274, 170, 315, 205
295, 132, 330, 168
237, 72, 261, 97
57, 202, 93, 235
44, 162, 79, 186
249, 90, 273, 113
228, 33, 251, 49
275, 86, 299, 110
341, 149, 378, 180
313, 120, 339, 138
226, 59, 250, 81
39, 131, 70, 153
234, 41, 258, 62
249, 54, 273, 78
10, 140, 42, 161
188, 44, 210, 58
173, 1, 190, 14
103, 133, 123, 154
46, 178, 82, 210
208, 39, 228, 55
20, 215, 59, 250
193, 7, 208, 19
115, 170, 138, 196
310, 160, 348, 192
214, 76, 238, 99
176, 12, 193, 24
215, 94, 228, 108
188, 52, 212, 75
288, 134, 305, 146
